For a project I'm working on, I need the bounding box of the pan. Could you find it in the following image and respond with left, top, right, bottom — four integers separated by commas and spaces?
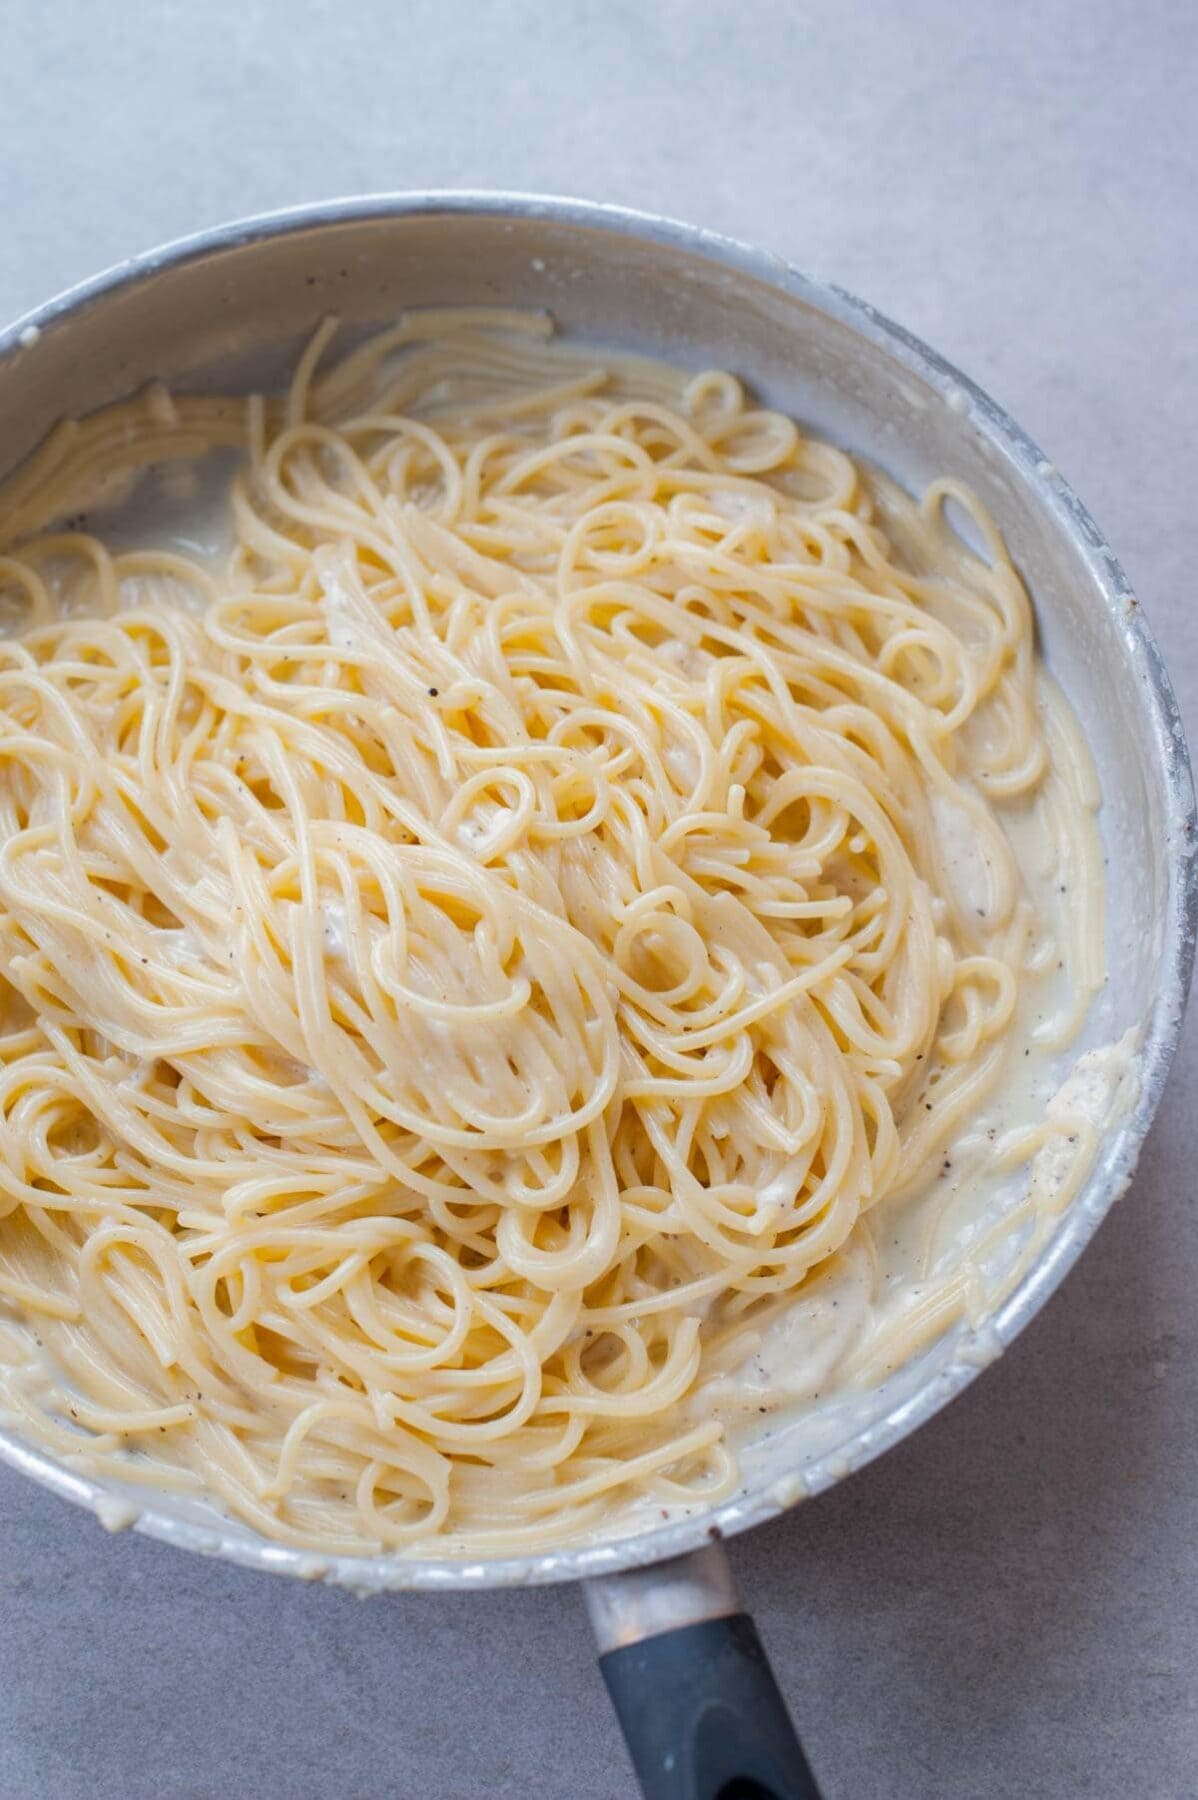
0, 194, 1193, 1799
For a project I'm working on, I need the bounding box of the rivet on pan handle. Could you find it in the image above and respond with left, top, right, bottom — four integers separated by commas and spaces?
584, 1543, 823, 1800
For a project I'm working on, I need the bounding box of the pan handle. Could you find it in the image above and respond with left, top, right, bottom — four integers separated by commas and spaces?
584, 1542, 823, 1800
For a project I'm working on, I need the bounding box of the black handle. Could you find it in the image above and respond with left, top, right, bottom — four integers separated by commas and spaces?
599, 1611, 823, 1800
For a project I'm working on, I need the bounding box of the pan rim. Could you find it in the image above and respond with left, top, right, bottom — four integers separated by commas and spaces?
0, 189, 1193, 1592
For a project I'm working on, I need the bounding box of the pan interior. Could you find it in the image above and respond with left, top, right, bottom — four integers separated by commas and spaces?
0, 199, 1190, 1589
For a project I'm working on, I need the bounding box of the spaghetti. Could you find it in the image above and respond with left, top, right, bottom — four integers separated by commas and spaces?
0, 312, 1103, 1553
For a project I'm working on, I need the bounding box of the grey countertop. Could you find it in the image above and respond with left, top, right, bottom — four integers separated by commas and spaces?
2, 2, 1196, 1795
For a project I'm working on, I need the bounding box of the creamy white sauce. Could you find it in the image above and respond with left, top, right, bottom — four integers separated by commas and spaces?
705, 488, 773, 525
660, 738, 702, 788
319, 567, 362, 651
71, 445, 240, 568
321, 899, 350, 961
1027, 1030, 1139, 1204
454, 801, 506, 857
930, 789, 996, 918
655, 640, 706, 679
709, 1237, 876, 1409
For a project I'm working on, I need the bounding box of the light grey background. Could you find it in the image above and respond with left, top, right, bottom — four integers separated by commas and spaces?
1, 2, 1195, 1796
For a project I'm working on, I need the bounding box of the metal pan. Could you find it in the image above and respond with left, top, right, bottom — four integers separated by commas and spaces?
0, 194, 1193, 1799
